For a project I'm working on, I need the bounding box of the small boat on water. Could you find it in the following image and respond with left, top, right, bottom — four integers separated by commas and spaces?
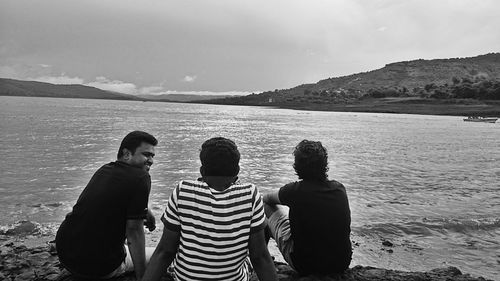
463, 116, 498, 123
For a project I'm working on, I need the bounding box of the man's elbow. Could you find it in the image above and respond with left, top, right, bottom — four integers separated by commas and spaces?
126, 222, 144, 238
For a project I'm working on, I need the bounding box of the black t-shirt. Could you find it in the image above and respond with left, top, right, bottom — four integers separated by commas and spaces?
56, 161, 151, 277
279, 179, 352, 275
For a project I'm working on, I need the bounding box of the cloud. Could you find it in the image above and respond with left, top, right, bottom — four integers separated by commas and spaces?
19, 74, 137, 95
135, 83, 255, 96
138, 86, 165, 95
137, 89, 252, 96
377, 26, 388, 32
86, 76, 137, 94
182, 75, 197, 83
29, 75, 84, 85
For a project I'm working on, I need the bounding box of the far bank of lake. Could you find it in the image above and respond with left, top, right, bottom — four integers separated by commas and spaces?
192, 97, 500, 117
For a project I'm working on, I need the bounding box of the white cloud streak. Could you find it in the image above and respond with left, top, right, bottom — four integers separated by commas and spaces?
138, 86, 165, 95
140, 90, 252, 96
86, 76, 137, 94
182, 75, 197, 83
20, 74, 252, 96
29, 75, 84, 85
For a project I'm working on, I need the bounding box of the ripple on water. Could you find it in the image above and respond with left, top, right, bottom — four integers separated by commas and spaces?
1, 97, 499, 280
354, 217, 500, 238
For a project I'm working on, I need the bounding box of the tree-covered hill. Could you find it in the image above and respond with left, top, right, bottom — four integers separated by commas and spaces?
199, 53, 500, 107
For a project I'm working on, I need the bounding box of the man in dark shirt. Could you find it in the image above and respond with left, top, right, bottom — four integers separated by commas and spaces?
56, 131, 158, 279
263, 140, 352, 276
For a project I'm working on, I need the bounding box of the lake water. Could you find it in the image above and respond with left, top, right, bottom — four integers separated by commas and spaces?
0, 96, 499, 279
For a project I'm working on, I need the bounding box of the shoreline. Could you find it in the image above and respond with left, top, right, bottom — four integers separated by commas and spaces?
3, 95, 500, 117
0, 235, 492, 281
191, 98, 500, 117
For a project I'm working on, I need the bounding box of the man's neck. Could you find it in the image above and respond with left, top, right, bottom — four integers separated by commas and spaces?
202, 176, 238, 191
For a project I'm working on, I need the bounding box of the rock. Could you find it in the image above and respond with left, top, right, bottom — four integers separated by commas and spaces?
46, 202, 63, 208
429, 267, 462, 276
0, 239, 493, 281
13, 270, 35, 281
382, 240, 394, 247
46, 273, 62, 281
252, 263, 493, 281
2, 221, 40, 236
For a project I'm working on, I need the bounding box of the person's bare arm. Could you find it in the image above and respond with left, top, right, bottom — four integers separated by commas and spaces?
126, 219, 147, 280
141, 227, 180, 281
249, 229, 278, 281
263, 191, 281, 206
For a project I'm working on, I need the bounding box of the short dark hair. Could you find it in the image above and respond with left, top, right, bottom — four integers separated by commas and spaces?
117, 131, 158, 159
200, 137, 240, 176
293, 140, 329, 181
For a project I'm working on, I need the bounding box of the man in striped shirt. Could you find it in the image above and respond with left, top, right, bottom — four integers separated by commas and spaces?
142, 137, 277, 281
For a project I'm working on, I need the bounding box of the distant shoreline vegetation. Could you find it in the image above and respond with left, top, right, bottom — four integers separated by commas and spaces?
2, 53, 500, 116
191, 76, 500, 116
363, 76, 500, 100
2, 77, 500, 117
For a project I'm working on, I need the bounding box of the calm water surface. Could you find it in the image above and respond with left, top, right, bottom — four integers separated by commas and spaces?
1, 96, 499, 279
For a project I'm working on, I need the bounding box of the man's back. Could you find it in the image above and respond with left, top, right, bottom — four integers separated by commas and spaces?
161, 179, 266, 281
56, 161, 151, 277
279, 179, 352, 275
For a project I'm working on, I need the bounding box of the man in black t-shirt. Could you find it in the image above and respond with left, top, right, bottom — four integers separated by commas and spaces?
263, 140, 352, 276
56, 131, 158, 279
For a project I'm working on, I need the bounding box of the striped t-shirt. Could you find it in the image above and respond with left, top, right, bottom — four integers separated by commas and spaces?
161, 179, 266, 281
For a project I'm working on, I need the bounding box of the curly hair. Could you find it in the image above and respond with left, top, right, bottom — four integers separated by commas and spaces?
293, 140, 329, 181
200, 137, 240, 176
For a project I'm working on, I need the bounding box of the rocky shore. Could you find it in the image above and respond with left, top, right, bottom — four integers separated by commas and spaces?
0, 238, 492, 281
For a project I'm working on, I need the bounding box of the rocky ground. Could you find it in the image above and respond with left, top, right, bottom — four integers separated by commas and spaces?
0, 238, 492, 281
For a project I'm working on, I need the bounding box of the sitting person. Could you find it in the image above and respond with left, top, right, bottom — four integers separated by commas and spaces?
263, 140, 352, 276
142, 137, 277, 281
56, 131, 158, 279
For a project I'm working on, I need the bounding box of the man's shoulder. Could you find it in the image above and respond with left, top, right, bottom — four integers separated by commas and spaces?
288, 179, 346, 192
282, 181, 301, 190
326, 179, 346, 190
106, 161, 149, 178
278, 181, 300, 195
93, 162, 150, 191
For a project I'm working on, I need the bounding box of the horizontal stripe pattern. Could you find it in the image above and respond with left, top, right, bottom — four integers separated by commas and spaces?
162, 180, 265, 281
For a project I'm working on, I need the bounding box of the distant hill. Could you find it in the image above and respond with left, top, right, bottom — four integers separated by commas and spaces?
0, 78, 237, 103
2, 53, 500, 116
136, 93, 236, 102
199, 53, 500, 106
0, 78, 143, 101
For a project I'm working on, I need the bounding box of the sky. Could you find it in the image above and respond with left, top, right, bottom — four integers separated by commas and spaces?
1, 0, 499, 96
